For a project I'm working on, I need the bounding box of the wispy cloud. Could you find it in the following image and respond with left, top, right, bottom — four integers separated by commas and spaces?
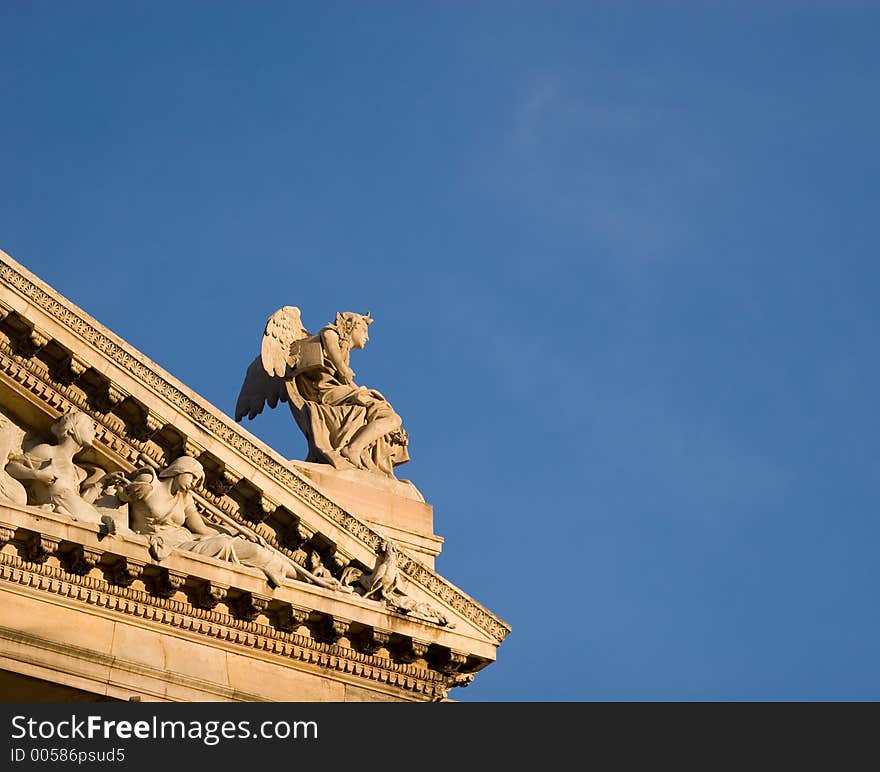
464, 69, 729, 265
512, 75, 563, 145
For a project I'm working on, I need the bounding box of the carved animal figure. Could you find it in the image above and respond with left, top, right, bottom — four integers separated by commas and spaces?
362, 540, 402, 600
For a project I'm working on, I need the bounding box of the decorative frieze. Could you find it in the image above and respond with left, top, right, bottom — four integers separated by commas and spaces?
396, 639, 431, 664
226, 591, 270, 622
144, 568, 187, 599
318, 616, 351, 644
243, 493, 278, 524
181, 437, 205, 460
67, 355, 89, 380
143, 410, 166, 436
20, 531, 61, 564
54, 353, 90, 386
360, 629, 391, 655
60, 544, 103, 576
104, 558, 145, 588
205, 466, 242, 497
0, 552, 460, 699
272, 605, 310, 633
191, 581, 227, 610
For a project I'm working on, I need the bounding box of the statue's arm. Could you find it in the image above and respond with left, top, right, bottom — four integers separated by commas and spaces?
183, 497, 218, 536
5, 446, 55, 483
321, 329, 354, 384
115, 471, 153, 503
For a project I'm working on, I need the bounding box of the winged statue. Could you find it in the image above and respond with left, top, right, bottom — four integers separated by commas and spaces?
235, 307, 409, 478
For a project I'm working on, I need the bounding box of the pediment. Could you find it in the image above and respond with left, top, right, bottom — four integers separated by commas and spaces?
0, 249, 508, 700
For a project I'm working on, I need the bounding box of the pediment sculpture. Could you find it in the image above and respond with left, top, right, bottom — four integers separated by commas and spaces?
0, 411, 345, 590
0, 421, 27, 507
235, 307, 409, 478
2, 412, 119, 532
111, 456, 348, 591
343, 540, 451, 627
0, 410, 450, 625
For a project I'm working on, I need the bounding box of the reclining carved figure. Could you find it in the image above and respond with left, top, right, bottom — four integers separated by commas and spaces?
116, 455, 348, 592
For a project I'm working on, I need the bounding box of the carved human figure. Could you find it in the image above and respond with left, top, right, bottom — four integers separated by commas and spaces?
236, 307, 409, 478
5, 412, 107, 525
118, 456, 345, 591
0, 423, 27, 506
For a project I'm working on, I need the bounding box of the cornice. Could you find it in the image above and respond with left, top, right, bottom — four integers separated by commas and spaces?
0, 528, 457, 700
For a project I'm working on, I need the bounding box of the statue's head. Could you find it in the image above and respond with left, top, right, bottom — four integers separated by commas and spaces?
159, 455, 205, 494
51, 411, 95, 448
379, 539, 395, 555
335, 311, 373, 350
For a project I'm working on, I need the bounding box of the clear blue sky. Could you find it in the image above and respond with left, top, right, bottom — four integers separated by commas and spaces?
2, 2, 879, 701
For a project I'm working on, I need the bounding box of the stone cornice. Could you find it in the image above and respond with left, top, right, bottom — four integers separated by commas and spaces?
0, 553, 448, 700
0, 500, 496, 661
0, 499, 470, 699
0, 253, 510, 645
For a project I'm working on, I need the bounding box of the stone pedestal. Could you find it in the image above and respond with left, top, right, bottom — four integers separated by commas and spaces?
289, 461, 443, 569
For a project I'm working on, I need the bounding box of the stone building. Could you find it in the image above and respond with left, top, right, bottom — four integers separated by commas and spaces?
0, 249, 508, 701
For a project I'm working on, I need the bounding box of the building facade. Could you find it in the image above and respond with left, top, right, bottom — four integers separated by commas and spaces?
0, 250, 508, 701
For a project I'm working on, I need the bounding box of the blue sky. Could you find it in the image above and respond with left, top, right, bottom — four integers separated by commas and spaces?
2, 3, 879, 700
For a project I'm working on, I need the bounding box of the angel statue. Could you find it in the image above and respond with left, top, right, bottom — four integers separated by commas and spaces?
235, 307, 409, 479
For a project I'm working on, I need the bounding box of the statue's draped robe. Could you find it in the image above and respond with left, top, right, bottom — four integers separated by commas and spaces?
134, 488, 290, 586
295, 341, 408, 477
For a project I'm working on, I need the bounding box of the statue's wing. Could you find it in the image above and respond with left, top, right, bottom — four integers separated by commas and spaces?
236, 307, 309, 422
261, 306, 309, 378
235, 355, 288, 421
